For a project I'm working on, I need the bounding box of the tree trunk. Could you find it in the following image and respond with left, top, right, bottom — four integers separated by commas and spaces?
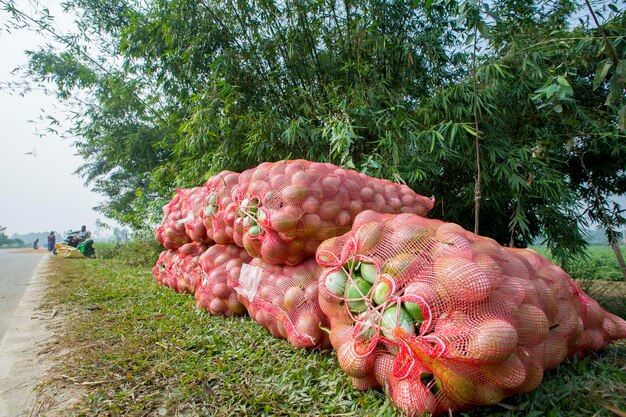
609, 235, 626, 281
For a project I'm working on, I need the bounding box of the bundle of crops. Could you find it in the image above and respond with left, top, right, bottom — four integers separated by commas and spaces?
181, 186, 212, 244
201, 171, 241, 244
316, 210, 626, 416
166, 242, 209, 294
229, 258, 331, 349
195, 244, 251, 316
231, 159, 434, 265
153, 249, 176, 287
154, 188, 193, 250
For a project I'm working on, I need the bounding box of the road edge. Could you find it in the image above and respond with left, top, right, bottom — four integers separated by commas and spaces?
0, 254, 52, 417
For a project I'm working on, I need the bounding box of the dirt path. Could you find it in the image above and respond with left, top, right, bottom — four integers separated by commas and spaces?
0, 255, 56, 417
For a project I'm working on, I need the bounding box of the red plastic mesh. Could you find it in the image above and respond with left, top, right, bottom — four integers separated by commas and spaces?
195, 244, 251, 316
316, 210, 626, 416
230, 159, 434, 265
229, 258, 331, 349
153, 249, 176, 287
154, 188, 193, 250
181, 186, 212, 244
201, 171, 241, 244
166, 242, 209, 294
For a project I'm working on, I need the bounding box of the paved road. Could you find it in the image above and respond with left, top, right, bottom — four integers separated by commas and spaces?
0, 249, 47, 343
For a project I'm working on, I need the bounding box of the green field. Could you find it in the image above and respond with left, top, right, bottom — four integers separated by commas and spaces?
532, 245, 626, 282
34, 247, 626, 417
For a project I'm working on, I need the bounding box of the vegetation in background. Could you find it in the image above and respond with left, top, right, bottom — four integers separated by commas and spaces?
37, 254, 625, 416
1, 0, 625, 264
0, 225, 25, 247
96, 240, 163, 268
535, 245, 626, 282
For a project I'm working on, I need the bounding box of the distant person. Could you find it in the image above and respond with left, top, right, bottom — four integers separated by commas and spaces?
47, 231, 56, 251
33, 238, 39, 250
78, 225, 91, 241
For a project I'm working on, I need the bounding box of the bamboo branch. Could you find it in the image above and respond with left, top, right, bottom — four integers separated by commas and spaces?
584, 0, 620, 65
472, 9, 481, 235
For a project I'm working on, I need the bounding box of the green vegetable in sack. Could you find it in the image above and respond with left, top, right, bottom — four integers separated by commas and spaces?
360, 262, 378, 284
345, 277, 373, 314
325, 269, 348, 296
381, 305, 415, 341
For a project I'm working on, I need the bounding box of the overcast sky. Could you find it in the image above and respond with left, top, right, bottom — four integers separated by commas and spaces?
0, 1, 107, 237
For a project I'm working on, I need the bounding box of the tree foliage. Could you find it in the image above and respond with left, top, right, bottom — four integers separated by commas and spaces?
0, 225, 24, 247
2, 0, 625, 260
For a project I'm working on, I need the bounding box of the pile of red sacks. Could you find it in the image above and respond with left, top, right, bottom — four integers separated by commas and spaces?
152, 159, 626, 416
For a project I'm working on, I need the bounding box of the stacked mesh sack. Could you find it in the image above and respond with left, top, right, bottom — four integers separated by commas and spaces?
154, 188, 193, 249
226, 159, 434, 349
156, 242, 208, 294
316, 210, 626, 416
195, 244, 251, 316
152, 173, 250, 318
153, 249, 176, 287
229, 258, 332, 349
180, 186, 212, 244
201, 171, 240, 244
153, 185, 213, 294
230, 159, 434, 265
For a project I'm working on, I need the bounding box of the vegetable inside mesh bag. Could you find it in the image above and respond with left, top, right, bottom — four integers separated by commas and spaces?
231, 159, 434, 265
166, 242, 209, 294
154, 188, 193, 250
201, 171, 241, 244
195, 244, 251, 316
181, 186, 212, 244
153, 249, 176, 287
316, 210, 626, 416
229, 258, 331, 349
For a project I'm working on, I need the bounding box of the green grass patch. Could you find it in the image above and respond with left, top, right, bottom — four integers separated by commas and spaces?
41, 256, 625, 416
532, 245, 625, 282
95, 239, 163, 268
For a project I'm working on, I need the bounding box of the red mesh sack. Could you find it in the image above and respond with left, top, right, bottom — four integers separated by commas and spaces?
229, 258, 331, 349
181, 186, 212, 244
166, 242, 209, 294
195, 244, 251, 316
316, 210, 626, 416
231, 159, 434, 265
201, 171, 241, 244
154, 188, 193, 249
153, 249, 176, 287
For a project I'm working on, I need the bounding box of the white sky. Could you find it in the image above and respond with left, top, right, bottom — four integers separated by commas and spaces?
0, 1, 107, 236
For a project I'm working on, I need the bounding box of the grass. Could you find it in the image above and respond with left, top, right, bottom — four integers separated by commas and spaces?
532, 245, 626, 318
531, 245, 626, 282
37, 252, 626, 417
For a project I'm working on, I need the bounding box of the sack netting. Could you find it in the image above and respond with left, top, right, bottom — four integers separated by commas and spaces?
231, 159, 435, 265
153, 249, 176, 287
195, 244, 251, 316
181, 186, 212, 244
162, 242, 209, 294
229, 258, 331, 349
201, 171, 241, 244
154, 188, 193, 250
316, 210, 626, 416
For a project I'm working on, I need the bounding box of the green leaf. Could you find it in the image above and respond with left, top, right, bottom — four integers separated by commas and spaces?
593, 59, 613, 91
619, 105, 626, 130
553, 103, 563, 113
461, 123, 477, 137
556, 76, 569, 87
616, 59, 626, 80
477, 20, 490, 39
606, 73, 622, 105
